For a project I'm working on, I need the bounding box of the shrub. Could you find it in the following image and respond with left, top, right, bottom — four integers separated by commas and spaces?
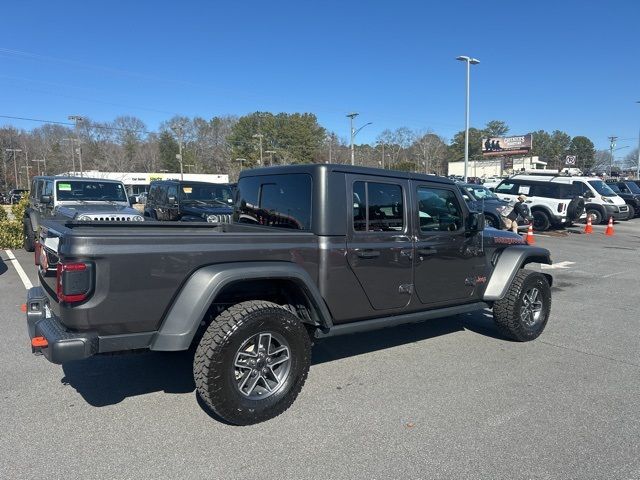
0, 220, 23, 249
11, 196, 29, 220
0, 207, 7, 222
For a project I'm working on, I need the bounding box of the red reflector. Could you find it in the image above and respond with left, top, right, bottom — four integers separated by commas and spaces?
31, 336, 48, 348
34, 241, 41, 266
20, 303, 27, 312
557, 203, 565, 213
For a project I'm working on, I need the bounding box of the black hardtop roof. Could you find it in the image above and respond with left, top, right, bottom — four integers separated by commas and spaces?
149, 179, 230, 186
34, 175, 124, 184
238, 164, 454, 185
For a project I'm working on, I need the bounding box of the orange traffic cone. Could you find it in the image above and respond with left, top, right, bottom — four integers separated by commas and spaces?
584, 214, 593, 234
605, 217, 614, 236
524, 223, 535, 245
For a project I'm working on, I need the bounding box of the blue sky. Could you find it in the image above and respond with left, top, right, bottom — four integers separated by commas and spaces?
1, 0, 638, 151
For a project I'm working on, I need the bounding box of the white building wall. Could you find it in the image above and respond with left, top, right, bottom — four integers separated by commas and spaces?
447, 156, 545, 178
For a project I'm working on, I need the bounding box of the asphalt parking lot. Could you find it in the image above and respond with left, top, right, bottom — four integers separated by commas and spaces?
1, 222, 639, 480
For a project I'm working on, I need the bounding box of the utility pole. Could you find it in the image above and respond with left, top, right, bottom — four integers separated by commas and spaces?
6, 148, 22, 189
636, 101, 640, 179
20, 165, 32, 188
265, 150, 276, 166
456, 56, 480, 182
347, 112, 358, 166
171, 121, 186, 181
62, 138, 76, 174
380, 142, 385, 169
69, 115, 85, 176
32, 159, 46, 176
608, 136, 618, 177
252, 134, 264, 165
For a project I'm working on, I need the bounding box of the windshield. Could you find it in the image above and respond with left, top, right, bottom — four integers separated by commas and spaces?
180, 184, 233, 205
56, 181, 127, 202
625, 182, 640, 194
588, 180, 616, 196
464, 185, 498, 200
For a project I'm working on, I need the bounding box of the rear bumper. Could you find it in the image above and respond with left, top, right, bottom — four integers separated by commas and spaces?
27, 287, 98, 364
26, 287, 155, 364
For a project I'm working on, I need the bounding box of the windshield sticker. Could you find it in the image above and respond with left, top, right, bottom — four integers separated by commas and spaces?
58, 183, 71, 191
182, 187, 193, 193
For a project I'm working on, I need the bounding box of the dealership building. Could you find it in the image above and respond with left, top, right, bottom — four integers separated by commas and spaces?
447, 155, 548, 178
60, 171, 229, 195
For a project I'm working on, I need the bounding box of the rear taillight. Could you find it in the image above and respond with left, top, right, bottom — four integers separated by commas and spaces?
558, 203, 565, 213
56, 262, 92, 304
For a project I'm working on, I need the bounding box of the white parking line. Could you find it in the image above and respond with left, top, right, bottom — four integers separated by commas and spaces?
4, 249, 33, 290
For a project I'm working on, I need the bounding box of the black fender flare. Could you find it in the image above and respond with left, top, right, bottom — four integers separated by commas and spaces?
529, 205, 555, 219
150, 262, 333, 351
483, 246, 552, 301
584, 203, 605, 217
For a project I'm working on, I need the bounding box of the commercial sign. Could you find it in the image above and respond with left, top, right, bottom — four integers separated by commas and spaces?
482, 134, 533, 156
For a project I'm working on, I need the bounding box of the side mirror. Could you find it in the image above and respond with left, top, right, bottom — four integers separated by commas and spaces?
40, 195, 52, 204
129, 197, 136, 206
467, 211, 485, 232
168, 195, 176, 205
583, 191, 594, 199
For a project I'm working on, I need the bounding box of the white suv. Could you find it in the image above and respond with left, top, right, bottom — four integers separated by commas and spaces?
494, 176, 586, 231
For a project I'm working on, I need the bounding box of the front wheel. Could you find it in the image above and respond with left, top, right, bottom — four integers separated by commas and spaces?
493, 270, 551, 342
585, 208, 603, 225
194, 300, 312, 425
626, 204, 635, 219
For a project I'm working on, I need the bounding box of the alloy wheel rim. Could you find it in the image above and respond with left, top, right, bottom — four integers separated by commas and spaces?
520, 287, 543, 327
233, 331, 291, 400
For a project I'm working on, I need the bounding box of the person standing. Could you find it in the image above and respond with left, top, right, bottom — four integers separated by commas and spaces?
501, 195, 527, 233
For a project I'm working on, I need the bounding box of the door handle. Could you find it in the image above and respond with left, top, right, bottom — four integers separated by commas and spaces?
417, 247, 437, 256
391, 234, 411, 242
355, 249, 380, 259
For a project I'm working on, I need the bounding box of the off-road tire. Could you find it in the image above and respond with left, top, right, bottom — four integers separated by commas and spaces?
567, 197, 585, 222
23, 218, 35, 252
626, 204, 635, 219
532, 210, 551, 232
585, 208, 603, 225
193, 300, 311, 425
493, 269, 551, 342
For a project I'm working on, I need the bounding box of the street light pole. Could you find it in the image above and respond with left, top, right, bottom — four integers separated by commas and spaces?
253, 134, 264, 165
62, 138, 76, 174
347, 113, 358, 166
456, 56, 480, 183
170, 121, 186, 181
608, 136, 618, 176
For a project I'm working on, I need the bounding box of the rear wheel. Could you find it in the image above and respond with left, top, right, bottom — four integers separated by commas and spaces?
194, 300, 311, 425
493, 270, 551, 342
585, 208, 602, 225
485, 214, 500, 229
23, 218, 35, 252
532, 210, 551, 231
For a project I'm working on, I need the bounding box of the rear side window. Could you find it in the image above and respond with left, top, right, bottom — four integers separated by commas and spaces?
352, 181, 404, 232
236, 174, 312, 230
43, 180, 53, 196
495, 182, 516, 194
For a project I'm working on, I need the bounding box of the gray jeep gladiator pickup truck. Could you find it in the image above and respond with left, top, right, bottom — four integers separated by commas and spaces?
26, 164, 553, 425
23, 176, 143, 252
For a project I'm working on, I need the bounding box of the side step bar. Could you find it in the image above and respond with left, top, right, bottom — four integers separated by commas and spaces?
315, 302, 489, 339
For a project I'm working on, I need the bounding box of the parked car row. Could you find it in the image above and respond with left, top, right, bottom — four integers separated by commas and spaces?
1, 188, 29, 204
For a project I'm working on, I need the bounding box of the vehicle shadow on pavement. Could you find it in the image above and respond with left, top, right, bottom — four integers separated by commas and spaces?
60, 310, 506, 408
0, 258, 7, 277
61, 351, 196, 407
